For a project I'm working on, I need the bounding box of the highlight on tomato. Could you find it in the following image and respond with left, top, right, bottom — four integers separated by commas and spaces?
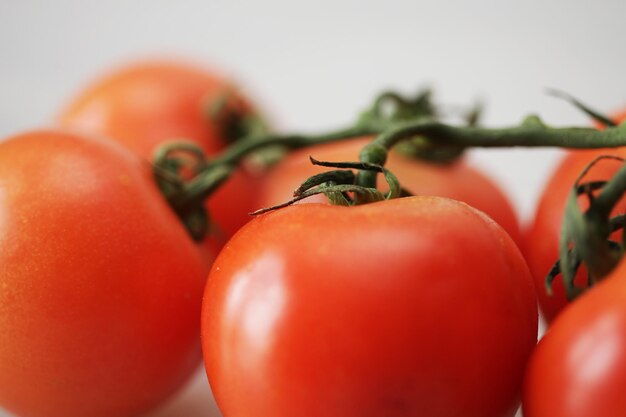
524, 110, 626, 322
522, 257, 626, 417
58, 59, 265, 240
0, 130, 210, 417
255, 136, 522, 245
202, 196, 537, 417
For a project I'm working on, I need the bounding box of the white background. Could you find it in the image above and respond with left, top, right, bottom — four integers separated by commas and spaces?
1, 0, 625, 416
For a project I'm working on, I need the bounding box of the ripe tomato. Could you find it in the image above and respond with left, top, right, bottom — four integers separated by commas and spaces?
524, 111, 626, 322
58, 60, 253, 157
0, 130, 209, 417
58, 60, 261, 239
255, 137, 522, 245
522, 258, 626, 417
202, 196, 537, 417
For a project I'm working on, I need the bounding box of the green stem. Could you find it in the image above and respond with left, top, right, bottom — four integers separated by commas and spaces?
154, 88, 439, 240
546, 89, 617, 128
357, 117, 626, 187
153, 124, 384, 241
170, 165, 233, 214
203, 124, 383, 170
378, 118, 626, 149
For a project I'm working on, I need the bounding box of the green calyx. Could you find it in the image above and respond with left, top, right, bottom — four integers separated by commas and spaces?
251, 157, 404, 215
359, 89, 468, 164
547, 156, 626, 301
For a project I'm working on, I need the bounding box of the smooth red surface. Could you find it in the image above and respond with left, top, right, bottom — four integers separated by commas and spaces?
0, 131, 209, 417
254, 137, 522, 245
202, 196, 537, 417
58, 60, 239, 157
58, 60, 259, 241
523, 260, 626, 417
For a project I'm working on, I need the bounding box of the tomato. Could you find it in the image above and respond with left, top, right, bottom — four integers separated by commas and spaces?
58, 60, 261, 239
255, 137, 521, 245
202, 196, 537, 417
524, 111, 626, 322
0, 130, 209, 417
58, 60, 254, 157
522, 258, 626, 417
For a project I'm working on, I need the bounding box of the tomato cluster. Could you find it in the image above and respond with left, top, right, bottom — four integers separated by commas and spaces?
0, 61, 252, 417
1, 58, 625, 417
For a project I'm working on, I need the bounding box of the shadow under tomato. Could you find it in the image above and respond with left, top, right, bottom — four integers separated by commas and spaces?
149, 367, 222, 417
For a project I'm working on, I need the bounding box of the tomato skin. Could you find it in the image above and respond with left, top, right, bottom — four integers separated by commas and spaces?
0, 131, 208, 417
522, 259, 626, 417
58, 60, 246, 157
202, 196, 537, 417
255, 137, 521, 245
58, 60, 260, 240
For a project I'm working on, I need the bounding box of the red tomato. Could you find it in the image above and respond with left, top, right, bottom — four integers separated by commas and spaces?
522, 258, 626, 417
255, 137, 521, 245
524, 111, 626, 322
58, 60, 260, 239
202, 196, 537, 417
0, 130, 209, 417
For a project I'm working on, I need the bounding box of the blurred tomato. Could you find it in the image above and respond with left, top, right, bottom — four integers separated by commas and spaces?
58, 60, 262, 240
0, 130, 208, 417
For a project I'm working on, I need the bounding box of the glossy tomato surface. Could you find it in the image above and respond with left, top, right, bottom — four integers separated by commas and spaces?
255, 137, 521, 245
523, 258, 626, 417
58, 60, 260, 239
202, 196, 537, 417
0, 131, 209, 417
